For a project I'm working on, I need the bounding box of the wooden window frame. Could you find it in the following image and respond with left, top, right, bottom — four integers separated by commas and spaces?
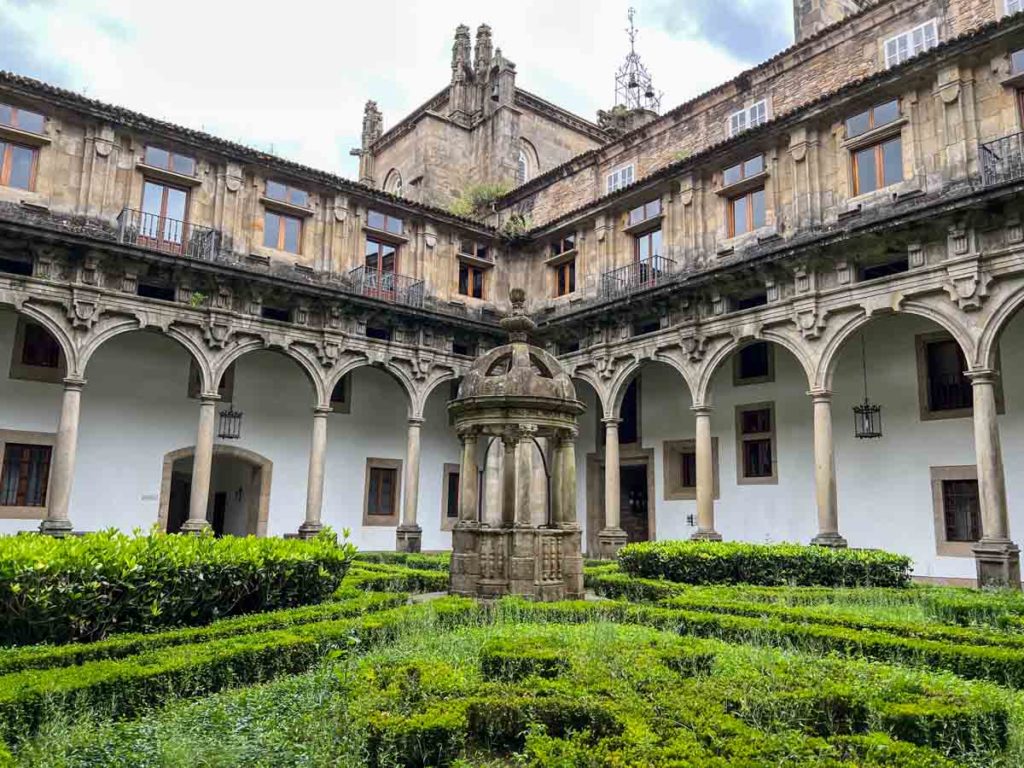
663, 437, 719, 501
142, 146, 196, 177
8, 317, 65, 384
633, 227, 662, 263
914, 332, 1004, 422
628, 199, 662, 227
458, 261, 485, 299
551, 234, 576, 257
930, 465, 981, 557
140, 179, 191, 253
727, 187, 766, 237
264, 210, 302, 254
555, 258, 576, 297
0, 141, 38, 191
0, 430, 55, 519
362, 458, 402, 526
883, 19, 938, 69
735, 402, 777, 485
606, 164, 634, 193
366, 209, 405, 237
441, 462, 461, 531
851, 136, 903, 196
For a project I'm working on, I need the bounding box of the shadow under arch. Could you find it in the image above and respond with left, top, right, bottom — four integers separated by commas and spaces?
79, 322, 215, 392
326, 359, 417, 417
157, 444, 273, 537
213, 342, 323, 406
697, 333, 814, 407
1, 304, 78, 377
978, 283, 1024, 372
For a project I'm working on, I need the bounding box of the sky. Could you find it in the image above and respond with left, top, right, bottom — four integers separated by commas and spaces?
0, 0, 795, 179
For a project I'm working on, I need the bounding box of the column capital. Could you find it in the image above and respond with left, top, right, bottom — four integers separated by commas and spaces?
407, 416, 425, 427
691, 404, 714, 417
602, 416, 621, 427
62, 376, 87, 391
198, 392, 222, 404
966, 368, 1001, 386
807, 389, 833, 403
312, 405, 333, 416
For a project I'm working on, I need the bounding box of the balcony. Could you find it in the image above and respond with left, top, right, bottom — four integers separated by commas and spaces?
117, 208, 219, 260
598, 255, 676, 300
348, 265, 425, 308
980, 132, 1024, 187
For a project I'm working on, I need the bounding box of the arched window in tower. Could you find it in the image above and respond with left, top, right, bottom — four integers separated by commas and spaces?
516, 139, 538, 187
383, 169, 403, 197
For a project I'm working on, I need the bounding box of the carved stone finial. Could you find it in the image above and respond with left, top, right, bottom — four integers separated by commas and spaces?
501, 288, 535, 342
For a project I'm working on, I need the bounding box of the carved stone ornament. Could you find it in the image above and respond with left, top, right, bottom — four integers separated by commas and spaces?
224, 164, 243, 193
943, 259, 992, 312
68, 295, 100, 329
203, 315, 233, 349
317, 340, 340, 367
793, 298, 827, 340
678, 331, 708, 363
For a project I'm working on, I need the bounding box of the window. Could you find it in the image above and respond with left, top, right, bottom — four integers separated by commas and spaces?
1013, 49, 1024, 74
884, 20, 938, 68
367, 209, 404, 236
137, 282, 176, 302
366, 325, 392, 341
860, 257, 908, 281
0, 141, 37, 190
634, 228, 662, 263
734, 292, 768, 311
364, 237, 398, 300
9, 318, 64, 383
0, 104, 45, 134
606, 164, 634, 193
363, 458, 401, 525
728, 188, 766, 237
723, 155, 764, 187
633, 318, 660, 336
734, 342, 774, 385
619, 378, 640, 445
1010, 0, 1024, 15
663, 438, 719, 501
930, 466, 982, 556
260, 305, 290, 322
852, 136, 902, 195
442, 463, 460, 531
459, 239, 490, 261
458, 262, 485, 299
916, 334, 973, 418
551, 234, 576, 256
452, 335, 476, 356
383, 169, 403, 196
140, 180, 189, 250
330, 373, 352, 413
727, 99, 768, 137
555, 259, 576, 297
143, 146, 196, 176
845, 100, 900, 139
0, 443, 51, 507
265, 180, 309, 207
264, 211, 302, 253
516, 148, 529, 185
736, 403, 776, 483
628, 199, 661, 227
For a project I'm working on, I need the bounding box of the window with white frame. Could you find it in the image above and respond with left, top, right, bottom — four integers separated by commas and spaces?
727, 100, 768, 137
1007, 0, 1023, 16
606, 164, 634, 193
883, 20, 938, 68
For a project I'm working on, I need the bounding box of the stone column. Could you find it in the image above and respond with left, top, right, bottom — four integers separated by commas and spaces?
597, 417, 628, 557
182, 394, 219, 533
809, 391, 846, 547
967, 370, 1020, 588
299, 406, 330, 539
557, 434, 578, 527
39, 377, 85, 536
458, 431, 479, 523
501, 433, 517, 526
691, 405, 722, 541
550, 437, 565, 527
397, 417, 424, 552
516, 431, 536, 527
528, 436, 548, 526
482, 436, 502, 525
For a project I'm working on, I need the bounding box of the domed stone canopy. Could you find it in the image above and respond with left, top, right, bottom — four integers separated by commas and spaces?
456, 343, 576, 402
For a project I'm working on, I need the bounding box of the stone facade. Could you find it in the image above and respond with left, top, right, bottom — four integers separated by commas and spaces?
2, 0, 1024, 585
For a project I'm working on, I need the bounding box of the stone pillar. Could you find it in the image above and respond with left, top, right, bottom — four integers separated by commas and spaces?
458, 431, 479, 523
809, 391, 846, 547
516, 431, 536, 527
482, 436, 502, 525
597, 417, 628, 557
691, 405, 722, 541
557, 434, 578, 527
550, 437, 565, 526
501, 433, 517, 526
397, 417, 424, 552
299, 406, 330, 539
968, 370, 1020, 588
39, 377, 85, 536
182, 394, 219, 533
528, 436, 548, 526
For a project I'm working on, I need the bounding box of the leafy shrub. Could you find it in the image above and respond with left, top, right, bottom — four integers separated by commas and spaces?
346, 562, 449, 593
355, 552, 450, 571
447, 183, 510, 219
0, 529, 357, 645
618, 540, 911, 588
479, 638, 570, 681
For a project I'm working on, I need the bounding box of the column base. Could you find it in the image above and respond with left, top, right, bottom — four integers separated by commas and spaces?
396, 524, 423, 553
596, 528, 629, 560
690, 529, 723, 542
179, 518, 211, 534
810, 532, 848, 548
972, 538, 1021, 589
297, 522, 324, 540
38, 518, 73, 537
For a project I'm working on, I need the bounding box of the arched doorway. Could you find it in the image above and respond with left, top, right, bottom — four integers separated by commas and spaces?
158, 445, 272, 536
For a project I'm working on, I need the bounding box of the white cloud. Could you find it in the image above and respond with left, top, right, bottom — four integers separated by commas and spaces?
0, 0, 783, 178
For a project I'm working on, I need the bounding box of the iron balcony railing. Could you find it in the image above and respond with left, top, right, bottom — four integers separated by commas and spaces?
117, 208, 219, 260
980, 132, 1024, 187
348, 265, 425, 308
598, 255, 676, 300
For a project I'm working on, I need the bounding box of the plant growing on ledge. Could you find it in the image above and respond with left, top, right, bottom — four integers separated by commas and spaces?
448, 182, 511, 219
501, 212, 531, 242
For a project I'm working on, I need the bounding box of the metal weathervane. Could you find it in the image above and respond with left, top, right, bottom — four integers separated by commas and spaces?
614, 7, 662, 113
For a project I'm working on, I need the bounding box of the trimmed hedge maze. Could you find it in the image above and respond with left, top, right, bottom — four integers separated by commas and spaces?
5, 548, 1024, 766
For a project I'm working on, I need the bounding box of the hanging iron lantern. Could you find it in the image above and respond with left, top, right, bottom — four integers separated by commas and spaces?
218, 403, 243, 440
852, 333, 883, 439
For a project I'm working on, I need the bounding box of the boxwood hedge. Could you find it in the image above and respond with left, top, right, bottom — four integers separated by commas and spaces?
618, 540, 911, 587
0, 529, 357, 646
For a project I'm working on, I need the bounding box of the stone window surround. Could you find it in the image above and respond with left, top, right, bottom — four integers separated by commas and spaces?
716, 152, 775, 250
930, 464, 981, 557
733, 341, 775, 387
735, 401, 778, 485
362, 457, 403, 526
441, 462, 460, 531
663, 437, 719, 501
0, 428, 55, 519
8, 316, 66, 384
840, 98, 920, 208
914, 331, 1004, 422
